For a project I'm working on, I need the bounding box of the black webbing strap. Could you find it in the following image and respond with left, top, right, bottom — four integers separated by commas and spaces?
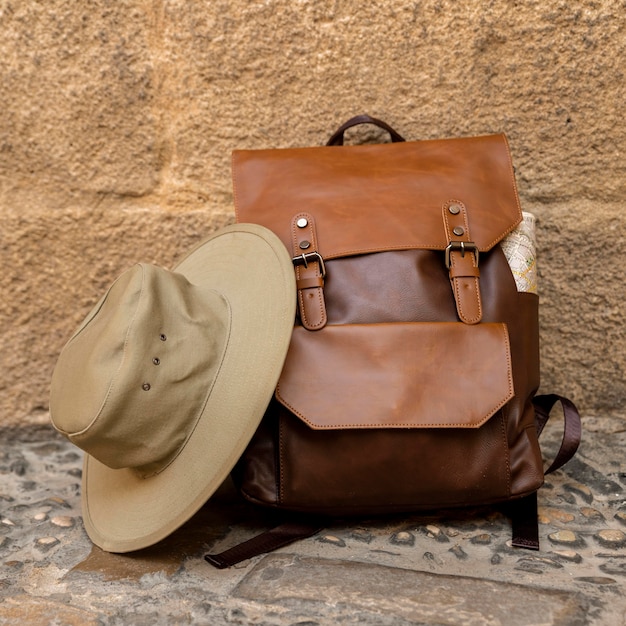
205, 518, 326, 569
510, 394, 582, 550
510, 492, 540, 550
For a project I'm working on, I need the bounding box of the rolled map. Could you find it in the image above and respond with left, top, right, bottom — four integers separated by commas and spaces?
500, 211, 538, 294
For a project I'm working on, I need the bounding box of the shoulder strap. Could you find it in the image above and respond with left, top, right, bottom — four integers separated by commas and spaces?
510, 394, 582, 550
205, 517, 326, 569
533, 394, 582, 474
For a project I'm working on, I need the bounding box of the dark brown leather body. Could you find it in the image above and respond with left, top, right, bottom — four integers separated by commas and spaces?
232, 134, 544, 515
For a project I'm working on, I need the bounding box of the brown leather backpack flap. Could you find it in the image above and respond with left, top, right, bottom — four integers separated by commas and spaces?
233, 134, 522, 258
276, 322, 514, 430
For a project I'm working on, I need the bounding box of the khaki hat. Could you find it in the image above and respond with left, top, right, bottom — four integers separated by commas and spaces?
49, 224, 296, 553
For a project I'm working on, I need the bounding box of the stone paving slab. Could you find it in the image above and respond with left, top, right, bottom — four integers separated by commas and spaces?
234, 554, 588, 625
0, 418, 625, 625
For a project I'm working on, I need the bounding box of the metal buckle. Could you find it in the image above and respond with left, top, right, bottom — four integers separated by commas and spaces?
444, 241, 479, 269
292, 251, 326, 278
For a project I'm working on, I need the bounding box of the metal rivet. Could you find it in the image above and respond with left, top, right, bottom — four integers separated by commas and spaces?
152, 358, 160, 365
296, 217, 308, 228
142, 383, 151, 391
449, 204, 461, 215
159, 334, 167, 341
453, 226, 465, 236
299, 240, 311, 250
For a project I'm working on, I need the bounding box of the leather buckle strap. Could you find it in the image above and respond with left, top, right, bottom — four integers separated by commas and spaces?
292, 251, 327, 278
442, 200, 483, 324
291, 213, 327, 331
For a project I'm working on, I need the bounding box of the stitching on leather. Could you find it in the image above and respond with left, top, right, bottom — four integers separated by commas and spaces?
502, 323, 514, 397
500, 133, 524, 248
454, 277, 482, 324
501, 403, 512, 495
443, 201, 482, 324
291, 216, 308, 328
278, 395, 513, 431
276, 322, 514, 430
442, 199, 459, 241
297, 288, 328, 330
306, 215, 327, 328
293, 212, 326, 329
475, 323, 514, 424
278, 414, 285, 504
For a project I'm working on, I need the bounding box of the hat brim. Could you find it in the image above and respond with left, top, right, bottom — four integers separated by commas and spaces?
81, 224, 295, 552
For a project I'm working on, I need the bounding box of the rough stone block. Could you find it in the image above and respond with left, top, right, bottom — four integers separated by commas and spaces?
0, 0, 624, 425
0, 1, 162, 203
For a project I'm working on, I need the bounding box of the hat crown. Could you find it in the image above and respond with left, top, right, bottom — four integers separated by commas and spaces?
50, 264, 229, 476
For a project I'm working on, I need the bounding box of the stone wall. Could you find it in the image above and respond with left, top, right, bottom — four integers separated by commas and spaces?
1, 0, 624, 426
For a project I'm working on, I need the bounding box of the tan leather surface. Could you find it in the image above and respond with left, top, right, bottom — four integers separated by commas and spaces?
276, 322, 514, 430
442, 200, 482, 324
290, 213, 327, 330
233, 134, 522, 258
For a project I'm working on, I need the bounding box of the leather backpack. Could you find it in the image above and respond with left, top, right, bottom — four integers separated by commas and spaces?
205, 115, 581, 568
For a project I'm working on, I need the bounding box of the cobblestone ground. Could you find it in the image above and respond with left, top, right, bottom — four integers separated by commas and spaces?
1, 417, 625, 625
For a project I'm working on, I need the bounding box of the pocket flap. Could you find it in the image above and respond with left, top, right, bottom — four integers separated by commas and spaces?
233, 134, 522, 258
276, 322, 514, 430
